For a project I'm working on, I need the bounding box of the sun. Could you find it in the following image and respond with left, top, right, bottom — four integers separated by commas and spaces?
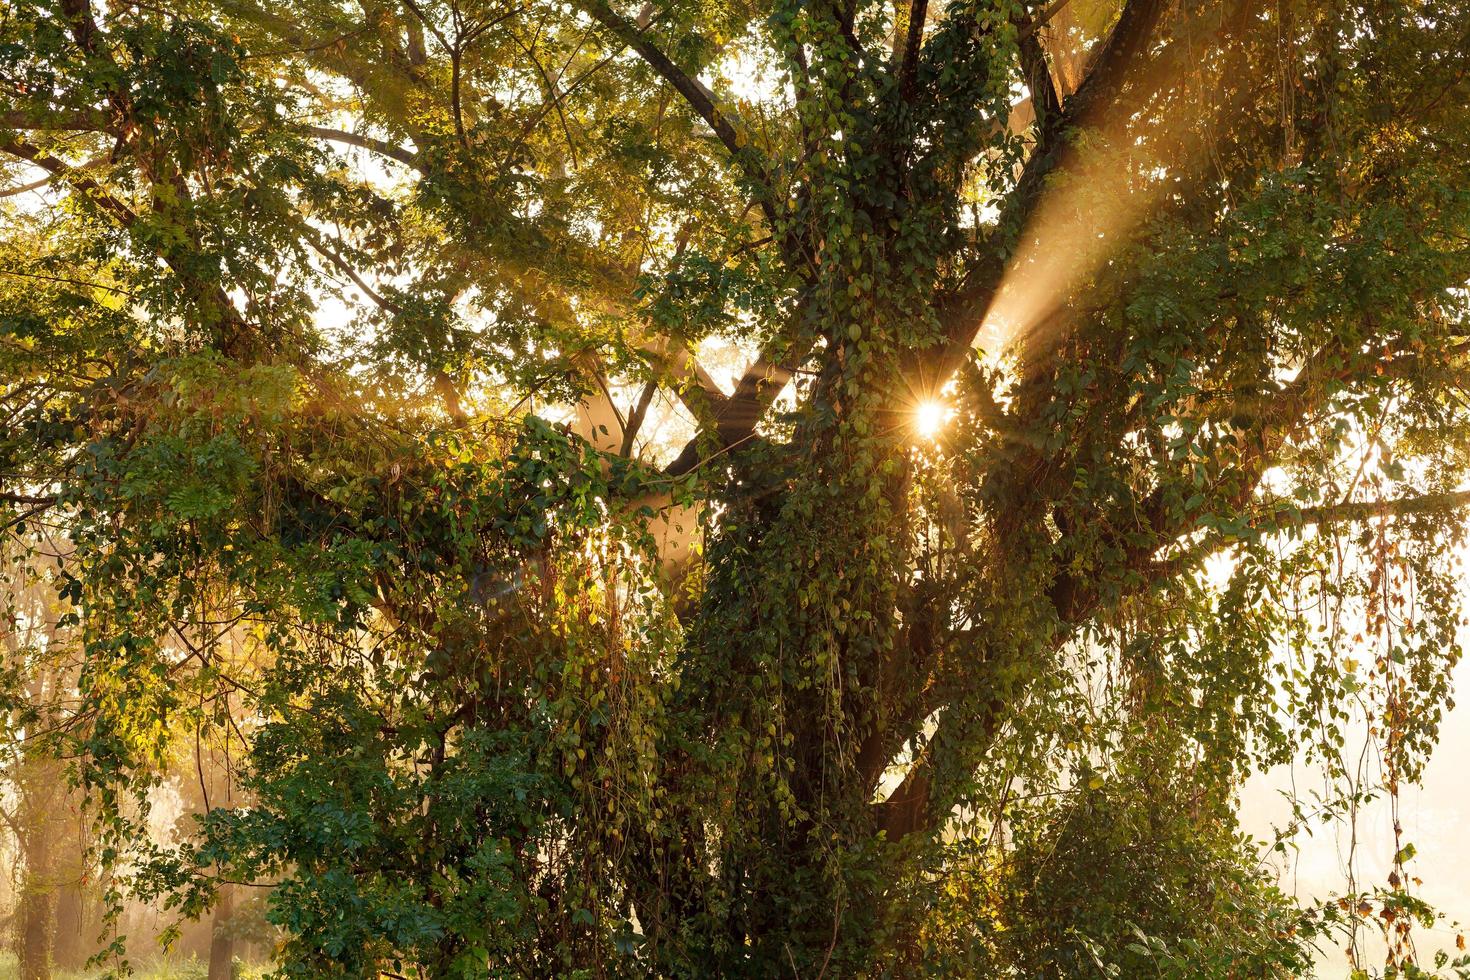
914, 399, 948, 440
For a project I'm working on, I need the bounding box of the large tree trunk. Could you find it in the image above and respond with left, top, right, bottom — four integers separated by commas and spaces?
49, 795, 89, 973
207, 884, 234, 980
13, 828, 54, 980
50, 873, 86, 971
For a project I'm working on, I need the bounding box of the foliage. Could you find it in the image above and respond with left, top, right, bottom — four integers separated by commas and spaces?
4, 0, 1470, 975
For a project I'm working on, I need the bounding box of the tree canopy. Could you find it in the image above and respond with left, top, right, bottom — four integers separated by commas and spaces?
3, 0, 1470, 975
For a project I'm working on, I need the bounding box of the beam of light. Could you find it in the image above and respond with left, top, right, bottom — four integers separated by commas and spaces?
914, 399, 949, 440
975, 6, 1239, 369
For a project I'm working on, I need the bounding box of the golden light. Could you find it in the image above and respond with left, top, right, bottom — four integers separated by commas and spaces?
914, 399, 948, 440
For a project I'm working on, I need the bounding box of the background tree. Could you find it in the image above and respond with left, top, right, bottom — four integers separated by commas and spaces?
0, 534, 97, 980
3, 0, 1470, 975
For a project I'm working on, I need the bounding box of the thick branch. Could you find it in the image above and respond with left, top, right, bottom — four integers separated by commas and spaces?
1018, 31, 1061, 138
620, 380, 659, 457
1155, 489, 1470, 581
923, 0, 1170, 385
576, 0, 780, 223
59, 0, 104, 55
654, 343, 730, 421
0, 493, 59, 507
0, 136, 136, 227
878, 330, 1349, 843
663, 339, 811, 476
896, 0, 929, 98
0, 138, 256, 352
1019, 0, 1074, 42
1285, 488, 1470, 528
0, 110, 110, 132
303, 126, 420, 169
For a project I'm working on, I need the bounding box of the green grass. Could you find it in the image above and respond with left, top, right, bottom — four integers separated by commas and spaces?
0, 951, 271, 980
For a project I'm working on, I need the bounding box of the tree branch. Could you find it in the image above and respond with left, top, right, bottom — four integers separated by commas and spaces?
663, 330, 813, 476
0, 138, 258, 353
654, 343, 730, 419
576, 0, 780, 224
299, 225, 469, 423
1154, 489, 1470, 582
0, 493, 58, 507
59, 0, 104, 56
303, 126, 420, 169
0, 110, 110, 132
897, 0, 929, 99
0, 136, 136, 227
1018, 27, 1061, 132
619, 379, 659, 457
1019, 0, 1074, 42
299, 224, 404, 316
1293, 486, 1470, 536
0, 153, 109, 198
877, 323, 1348, 844
2, 173, 60, 199
923, 0, 1171, 385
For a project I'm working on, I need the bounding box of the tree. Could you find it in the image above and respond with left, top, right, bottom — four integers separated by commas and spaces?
3, 0, 1470, 974
0, 536, 93, 980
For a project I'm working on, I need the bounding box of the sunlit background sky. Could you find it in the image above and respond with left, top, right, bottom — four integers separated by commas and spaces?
1240, 607, 1470, 972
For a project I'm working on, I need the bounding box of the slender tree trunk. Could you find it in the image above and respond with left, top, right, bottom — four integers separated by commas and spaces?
207, 884, 234, 980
